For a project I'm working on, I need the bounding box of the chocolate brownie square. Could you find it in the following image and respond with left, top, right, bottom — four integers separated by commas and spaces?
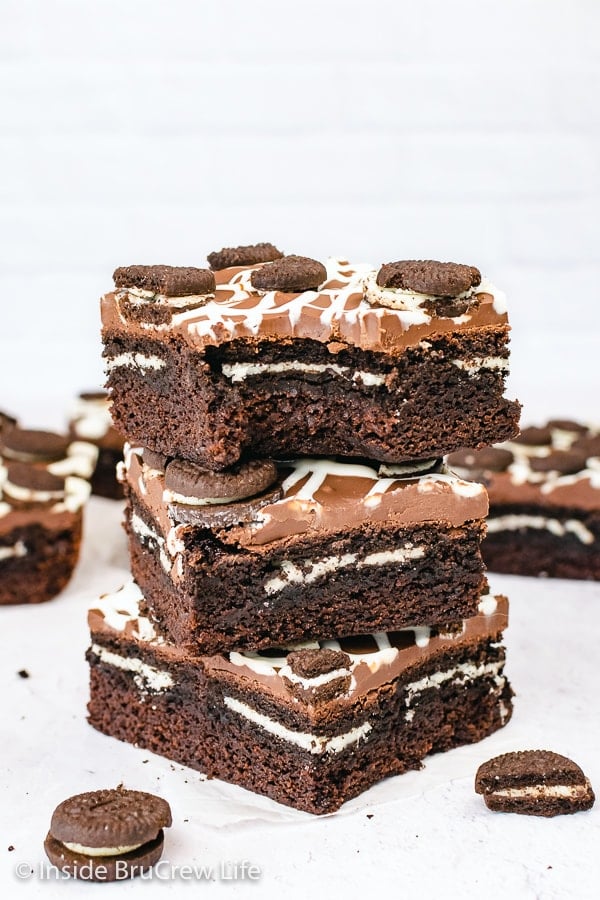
87, 582, 512, 814
120, 449, 490, 653
102, 255, 520, 469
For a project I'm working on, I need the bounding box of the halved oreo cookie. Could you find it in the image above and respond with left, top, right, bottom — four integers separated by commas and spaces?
164, 458, 278, 505
44, 787, 172, 881
475, 750, 595, 817
376, 260, 481, 297
1, 429, 70, 463
282, 648, 352, 704
113, 265, 216, 297
250, 256, 327, 292
207, 242, 284, 270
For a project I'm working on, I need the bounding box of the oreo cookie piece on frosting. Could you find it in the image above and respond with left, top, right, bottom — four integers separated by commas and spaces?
207, 242, 284, 270
475, 750, 595, 817
113, 265, 216, 297
250, 255, 327, 292
44, 787, 172, 881
164, 457, 278, 505
365, 260, 482, 315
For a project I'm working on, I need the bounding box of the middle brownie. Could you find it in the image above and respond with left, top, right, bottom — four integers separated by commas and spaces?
121, 449, 488, 654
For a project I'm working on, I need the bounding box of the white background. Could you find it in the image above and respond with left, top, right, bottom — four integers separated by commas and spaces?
1, 3, 600, 899
0, 0, 599, 427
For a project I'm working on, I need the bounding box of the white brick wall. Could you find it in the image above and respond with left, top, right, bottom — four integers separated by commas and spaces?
0, 0, 598, 427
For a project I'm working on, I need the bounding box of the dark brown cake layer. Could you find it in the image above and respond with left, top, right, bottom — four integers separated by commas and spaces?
121, 450, 489, 653
447, 421, 600, 580
0, 519, 82, 605
102, 258, 519, 468
87, 584, 512, 814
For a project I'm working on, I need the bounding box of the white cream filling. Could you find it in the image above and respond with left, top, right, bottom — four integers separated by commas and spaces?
2, 481, 64, 503
90, 643, 173, 693
263, 544, 425, 595
62, 841, 144, 857
105, 353, 166, 373
163, 488, 249, 506
223, 696, 372, 754
95, 582, 159, 643
48, 442, 99, 480
404, 659, 505, 708
486, 514, 594, 545
451, 356, 509, 375
71, 397, 113, 440
221, 361, 386, 387
130, 512, 173, 572
493, 784, 590, 800
277, 666, 352, 690
0, 540, 27, 561
121, 287, 214, 308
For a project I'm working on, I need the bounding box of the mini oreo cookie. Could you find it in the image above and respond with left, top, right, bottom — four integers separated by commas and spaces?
250, 256, 327, 293
513, 426, 553, 446
170, 484, 282, 529
164, 457, 278, 504
376, 260, 481, 297
44, 787, 172, 881
547, 419, 588, 434
5, 463, 65, 496
447, 447, 514, 472
475, 750, 595, 817
286, 648, 351, 680
207, 242, 284, 270
1, 428, 70, 463
113, 265, 216, 297
572, 435, 600, 459
529, 450, 588, 475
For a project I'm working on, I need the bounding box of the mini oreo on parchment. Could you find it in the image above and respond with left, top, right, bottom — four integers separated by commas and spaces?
475, 751, 595, 817
250, 256, 327, 293
1, 428, 70, 464
164, 457, 281, 528
44, 787, 172, 881
207, 242, 284, 270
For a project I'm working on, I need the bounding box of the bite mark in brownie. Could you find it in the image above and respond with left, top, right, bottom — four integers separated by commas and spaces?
102, 257, 519, 468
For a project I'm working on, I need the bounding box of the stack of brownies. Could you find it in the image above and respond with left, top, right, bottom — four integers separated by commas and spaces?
88, 247, 520, 814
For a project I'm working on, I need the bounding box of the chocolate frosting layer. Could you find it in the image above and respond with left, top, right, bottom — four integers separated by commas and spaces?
102, 257, 509, 355
89, 582, 508, 707
448, 421, 600, 511
122, 445, 488, 551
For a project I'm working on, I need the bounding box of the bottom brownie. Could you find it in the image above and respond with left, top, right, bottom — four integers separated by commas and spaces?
87, 583, 513, 814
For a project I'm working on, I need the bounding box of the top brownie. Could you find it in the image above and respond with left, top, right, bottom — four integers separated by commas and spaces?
102, 249, 520, 469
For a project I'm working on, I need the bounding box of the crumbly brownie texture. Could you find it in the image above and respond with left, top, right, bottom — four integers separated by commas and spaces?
69, 391, 125, 500
121, 450, 489, 653
44, 787, 171, 881
87, 583, 512, 815
448, 420, 600, 579
0, 428, 93, 604
102, 257, 520, 468
475, 750, 595, 817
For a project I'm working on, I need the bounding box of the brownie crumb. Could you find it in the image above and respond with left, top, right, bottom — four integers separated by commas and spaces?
17, 669, 30, 679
